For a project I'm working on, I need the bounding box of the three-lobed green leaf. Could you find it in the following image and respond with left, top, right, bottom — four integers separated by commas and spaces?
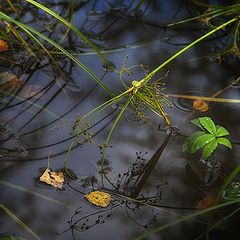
191, 134, 215, 153
183, 117, 232, 159
198, 117, 216, 134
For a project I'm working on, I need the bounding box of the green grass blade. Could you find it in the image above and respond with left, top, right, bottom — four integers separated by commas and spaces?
144, 18, 238, 83
100, 96, 134, 168
26, 0, 110, 65
0, 203, 41, 240
0, 11, 113, 97
133, 199, 240, 240
0, 180, 74, 210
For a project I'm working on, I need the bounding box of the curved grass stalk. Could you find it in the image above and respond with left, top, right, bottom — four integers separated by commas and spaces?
101, 96, 134, 161
0, 180, 74, 210
145, 17, 238, 83
57, 0, 74, 45
0, 11, 113, 97
0, 203, 41, 240
167, 8, 223, 27
26, 0, 110, 65
196, 207, 240, 239
16, 24, 72, 85
206, 165, 240, 235
6, 21, 36, 56
6, 0, 17, 12
167, 3, 240, 27
166, 94, 240, 103
133, 198, 240, 240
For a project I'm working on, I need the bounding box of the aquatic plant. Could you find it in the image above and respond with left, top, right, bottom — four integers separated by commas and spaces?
183, 117, 232, 159
71, 17, 237, 169
167, 1, 240, 59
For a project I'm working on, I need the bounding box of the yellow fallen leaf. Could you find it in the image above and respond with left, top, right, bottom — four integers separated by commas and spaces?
85, 191, 112, 207
39, 168, 64, 189
193, 99, 209, 112
0, 39, 9, 52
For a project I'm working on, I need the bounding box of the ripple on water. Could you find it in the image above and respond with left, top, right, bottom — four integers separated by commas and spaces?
172, 89, 211, 113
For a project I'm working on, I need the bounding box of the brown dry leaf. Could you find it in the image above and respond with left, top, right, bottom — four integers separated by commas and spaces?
193, 99, 209, 112
0, 39, 9, 52
196, 194, 216, 211
85, 190, 112, 207
39, 168, 64, 189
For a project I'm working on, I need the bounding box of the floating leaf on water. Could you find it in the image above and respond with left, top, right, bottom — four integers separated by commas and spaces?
196, 194, 216, 211
39, 168, 64, 189
0, 72, 23, 94
85, 190, 112, 207
0, 39, 9, 52
193, 99, 209, 112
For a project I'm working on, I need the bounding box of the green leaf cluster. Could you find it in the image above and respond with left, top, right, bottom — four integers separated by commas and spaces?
223, 182, 240, 201
183, 117, 232, 159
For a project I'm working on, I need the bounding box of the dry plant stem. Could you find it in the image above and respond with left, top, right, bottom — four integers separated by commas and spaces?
166, 94, 240, 103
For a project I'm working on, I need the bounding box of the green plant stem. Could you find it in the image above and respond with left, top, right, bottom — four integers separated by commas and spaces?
100, 95, 134, 178
133, 198, 240, 240
144, 18, 238, 83
0, 12, 113, 97
206, 165, 240, 237
0, 180, 74, 210
26, 0, 110, 65
0, 203, 41, 240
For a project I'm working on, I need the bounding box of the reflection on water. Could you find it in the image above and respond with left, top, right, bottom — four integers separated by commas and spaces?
0, 0, 240, 240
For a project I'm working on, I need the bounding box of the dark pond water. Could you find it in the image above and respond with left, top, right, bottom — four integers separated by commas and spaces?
0, 1, 240, 240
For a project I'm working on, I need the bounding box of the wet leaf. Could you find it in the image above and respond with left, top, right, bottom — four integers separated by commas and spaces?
193, 99, 209, 112
85, 190, 111, 207
0, 39, 9, 52
202, 139, 218, 159
191, 134, 215, 153
39, 168, 64, 189
196, 194, 216, 211
183, 131, 205, 153
216, 126, 230, 137
198, 117, 216, 135
217, 138, 232, 149
190, 118, 204, 130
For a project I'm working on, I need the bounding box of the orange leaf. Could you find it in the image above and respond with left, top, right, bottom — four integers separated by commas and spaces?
0, 39, 9, 52
193, 99, 209, 112
196, 194, 216, 211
